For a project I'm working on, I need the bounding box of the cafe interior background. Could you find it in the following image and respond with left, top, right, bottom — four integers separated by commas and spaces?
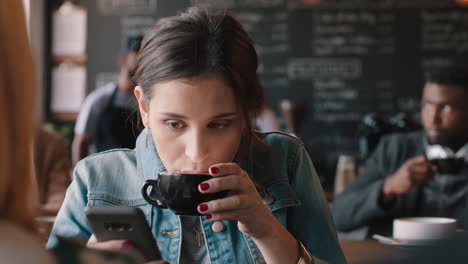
23, 0, 468, 256
31, 0, 468, 189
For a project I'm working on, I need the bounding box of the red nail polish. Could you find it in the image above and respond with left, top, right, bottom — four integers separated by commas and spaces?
121, 240, 132, 249
199, 204, 208, 212
162, 262, 171, 264
210, 167, 219, 174
200, 182, 210, 191
205, 213, 212, 220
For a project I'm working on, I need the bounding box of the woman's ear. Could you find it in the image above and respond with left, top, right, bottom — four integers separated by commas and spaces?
134, 86, 150, 127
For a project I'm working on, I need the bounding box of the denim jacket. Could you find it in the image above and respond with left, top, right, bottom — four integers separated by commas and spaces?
47, 129, 346, 264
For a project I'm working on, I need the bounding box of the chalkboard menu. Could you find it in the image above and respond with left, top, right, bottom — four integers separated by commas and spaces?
48, 0, 468, 189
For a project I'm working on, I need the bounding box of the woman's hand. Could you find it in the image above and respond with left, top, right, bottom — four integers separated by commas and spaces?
86, 235, 170, 264
86, 234, 126, 251
198, 163, 302, 264
197, 163, 277, 239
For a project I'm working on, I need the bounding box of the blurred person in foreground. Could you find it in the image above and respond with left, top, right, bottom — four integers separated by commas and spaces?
332, 63, 468, 238
0, 1, 167, 263
72, 36, 143, 166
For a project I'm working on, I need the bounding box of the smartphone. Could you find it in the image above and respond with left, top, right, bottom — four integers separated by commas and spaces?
85, 206, 162, 261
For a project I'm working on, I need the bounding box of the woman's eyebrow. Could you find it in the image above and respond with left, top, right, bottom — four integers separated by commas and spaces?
159, 112, 187, 119
159, 112, 237, 119
211, 112, 237, 119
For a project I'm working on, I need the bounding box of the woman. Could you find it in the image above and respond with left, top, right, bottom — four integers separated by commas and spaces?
48, 7, 346, 264
0, 1, 167, 264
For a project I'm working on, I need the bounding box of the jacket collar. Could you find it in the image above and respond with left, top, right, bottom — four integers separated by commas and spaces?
239, 134, 271, 186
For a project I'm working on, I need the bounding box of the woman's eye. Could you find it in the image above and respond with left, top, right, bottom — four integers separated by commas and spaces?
208, 120, 233, 129
164, 120, 185, 129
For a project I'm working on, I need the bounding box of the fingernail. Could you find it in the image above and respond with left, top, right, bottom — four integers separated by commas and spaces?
204, 213, 212, 220
162, 262, 171, 264
199, 182, 210, 191
121, 240, 132, 249
210, 167, 219, 174
199, 204, 208, 212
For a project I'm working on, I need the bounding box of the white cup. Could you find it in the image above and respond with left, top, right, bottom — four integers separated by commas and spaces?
393, 217, 457, 241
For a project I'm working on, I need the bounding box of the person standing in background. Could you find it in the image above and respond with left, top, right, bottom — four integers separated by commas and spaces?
72, 36, 143, 166
254, 103, 281, 132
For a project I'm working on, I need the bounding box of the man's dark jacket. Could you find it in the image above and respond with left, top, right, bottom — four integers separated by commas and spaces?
332, 131, 468, 237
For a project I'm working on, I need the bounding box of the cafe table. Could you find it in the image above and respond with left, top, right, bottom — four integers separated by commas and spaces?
340, 239, 419, 264
340, 238, 468, 264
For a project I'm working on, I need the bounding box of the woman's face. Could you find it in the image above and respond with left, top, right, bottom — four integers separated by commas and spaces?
136, 73, 244, 173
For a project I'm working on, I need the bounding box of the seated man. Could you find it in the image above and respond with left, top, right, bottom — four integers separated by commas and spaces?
72, 36, 143, 166
332, 63, 468, 238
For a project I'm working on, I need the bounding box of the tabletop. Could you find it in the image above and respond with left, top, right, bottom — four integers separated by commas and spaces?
340, 240, 412, 264
339, 239, 468, 264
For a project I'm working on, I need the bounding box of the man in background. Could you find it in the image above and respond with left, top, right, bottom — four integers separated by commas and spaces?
332, 63, 468, 238
72, 36, 143, 166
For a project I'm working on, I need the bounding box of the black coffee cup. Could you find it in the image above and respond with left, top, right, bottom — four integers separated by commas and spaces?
141, 172, 228, 216
429, 157, 465, 174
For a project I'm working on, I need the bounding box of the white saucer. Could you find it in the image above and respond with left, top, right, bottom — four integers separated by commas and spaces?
374, 230, 468, 247
378, 237, 443, 247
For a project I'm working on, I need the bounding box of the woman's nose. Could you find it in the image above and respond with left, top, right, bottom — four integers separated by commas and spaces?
184, 132, 209, 163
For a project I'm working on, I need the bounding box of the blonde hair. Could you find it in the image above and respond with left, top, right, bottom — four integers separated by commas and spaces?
0, 0, 38, 232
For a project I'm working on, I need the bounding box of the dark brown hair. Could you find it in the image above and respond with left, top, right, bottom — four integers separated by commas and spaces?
0, 0, 38, 234
134, 7, 265, 143
425, 62, 468, 92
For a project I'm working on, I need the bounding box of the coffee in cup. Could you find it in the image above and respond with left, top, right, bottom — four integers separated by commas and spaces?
141, 172, 228, 216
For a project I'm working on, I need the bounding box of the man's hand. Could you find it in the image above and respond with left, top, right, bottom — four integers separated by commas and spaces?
381, 155, 437, 204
